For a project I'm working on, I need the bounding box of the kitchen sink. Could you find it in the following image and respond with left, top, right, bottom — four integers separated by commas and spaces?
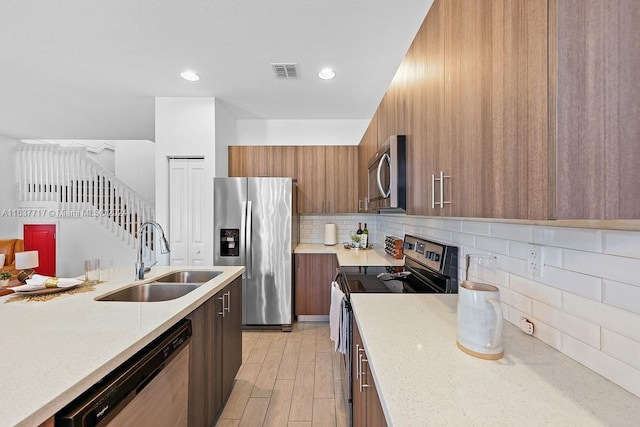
96, 283, 202, 302
96, 270, 222, 302
152, 270, 222, 284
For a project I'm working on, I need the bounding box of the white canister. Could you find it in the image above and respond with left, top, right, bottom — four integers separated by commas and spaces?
456, 280, 504, 360
324, 223, 337, 246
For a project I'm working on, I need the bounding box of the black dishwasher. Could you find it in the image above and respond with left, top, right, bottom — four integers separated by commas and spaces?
56, 319, 192, 427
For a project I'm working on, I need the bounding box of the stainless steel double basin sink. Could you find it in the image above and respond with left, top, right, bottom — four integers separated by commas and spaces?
96, 270, 222, 302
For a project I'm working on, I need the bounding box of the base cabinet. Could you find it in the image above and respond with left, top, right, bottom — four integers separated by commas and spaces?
294, 254, 337, 316
352, 317, 387, 427
187, 277, 242, 426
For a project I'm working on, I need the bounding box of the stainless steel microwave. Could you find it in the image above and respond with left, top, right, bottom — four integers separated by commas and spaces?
367, 135, 406, 212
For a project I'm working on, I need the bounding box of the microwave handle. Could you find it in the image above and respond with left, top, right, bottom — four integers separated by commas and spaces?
377, 152, 391, 198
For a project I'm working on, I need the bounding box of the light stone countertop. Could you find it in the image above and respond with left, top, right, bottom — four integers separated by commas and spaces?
294, 243, 404, 267
0, 265, 244, 427
351, 294, 640, 426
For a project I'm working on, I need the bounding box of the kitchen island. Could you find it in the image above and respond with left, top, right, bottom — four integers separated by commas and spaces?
0, 265, 244, 427
351, 294, 640, 426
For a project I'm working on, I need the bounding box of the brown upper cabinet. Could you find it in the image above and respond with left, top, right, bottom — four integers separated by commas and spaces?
357, 114, 378, 212
229, 145, 358, 214
363, 0, 638, 220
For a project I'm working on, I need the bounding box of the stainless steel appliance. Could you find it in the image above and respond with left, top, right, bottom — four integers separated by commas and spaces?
56, 319, 192, 426
367, 135, 407, 212
214, 177, 298, 331
334, 234, 458, 423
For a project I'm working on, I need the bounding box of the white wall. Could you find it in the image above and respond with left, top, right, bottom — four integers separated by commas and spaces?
235, 119, 368, 146
0, 136, 22, 238
114, 140, 156, 204
214, 100, 236, 177
300, 214, 640, 398
155, 97, 216, 266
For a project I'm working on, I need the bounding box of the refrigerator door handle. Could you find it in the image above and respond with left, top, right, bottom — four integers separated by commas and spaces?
240, 200, 247, 277
246, 200, 253, 279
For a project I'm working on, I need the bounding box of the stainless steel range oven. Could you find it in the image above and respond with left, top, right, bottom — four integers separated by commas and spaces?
334, 234, 458, 422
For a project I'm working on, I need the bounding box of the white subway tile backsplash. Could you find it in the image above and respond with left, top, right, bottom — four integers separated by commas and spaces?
450, 231, 475, 247
539, 266, 602, 301
510, 275, 562, 308
543, 245, 563, 268
603, 280, 640, 315
602, 329, 640, 371
441, 219, 463, 232
562, 292, 640, 342
498, 286, 532, 315
532, 301, 601, 348
475, 236, 509, 255
603, 230, 640, 259
564, 249, 640, 286
491, 223, 533, 242
300, 214, 640, 398
533, 227, 602, 252
562, 334, 640, 398
528, 318, 562, 351
498, 255, 529, 278
461, 221, 491, 236
508, 241, 529, 259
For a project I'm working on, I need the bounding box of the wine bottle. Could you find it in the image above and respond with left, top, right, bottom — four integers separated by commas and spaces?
356, 222, 363, 235
359, 222, 367, 249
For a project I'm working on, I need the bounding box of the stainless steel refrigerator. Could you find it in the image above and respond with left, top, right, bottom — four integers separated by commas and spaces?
213, 177, 298, 331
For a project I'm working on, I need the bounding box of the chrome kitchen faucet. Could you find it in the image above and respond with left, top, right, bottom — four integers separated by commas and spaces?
136, 221, 171, 280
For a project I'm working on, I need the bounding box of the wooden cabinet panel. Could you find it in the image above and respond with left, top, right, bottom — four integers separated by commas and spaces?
228, 146, 296, 178
326, 145, 358, 213
297, 146, 327, 213
294, 254, 337, 316
229, 145, 357, 213
188, 277, 242, 426
552, 0, 640, 219
352, 317, 387, 427
358, 115, 378, 212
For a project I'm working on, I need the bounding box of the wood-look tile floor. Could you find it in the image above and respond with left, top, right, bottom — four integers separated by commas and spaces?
215, 322, 348, 427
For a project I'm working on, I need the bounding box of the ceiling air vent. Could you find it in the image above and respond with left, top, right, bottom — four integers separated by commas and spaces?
271, 63, 299, 79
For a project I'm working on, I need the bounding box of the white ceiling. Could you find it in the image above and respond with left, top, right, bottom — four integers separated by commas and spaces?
0, 0, 433, 141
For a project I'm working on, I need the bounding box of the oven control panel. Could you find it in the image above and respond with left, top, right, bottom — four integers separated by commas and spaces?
403, 235, 450, 274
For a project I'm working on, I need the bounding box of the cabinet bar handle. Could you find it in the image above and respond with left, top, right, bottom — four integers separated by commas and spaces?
225, 291, 231, 313
431, 174, 435, 209
218, 296, 225, 317
433, 171, 451, 209
359, 355, 370, 391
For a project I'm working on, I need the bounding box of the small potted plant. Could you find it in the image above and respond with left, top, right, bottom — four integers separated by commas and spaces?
0, 271, 12, 287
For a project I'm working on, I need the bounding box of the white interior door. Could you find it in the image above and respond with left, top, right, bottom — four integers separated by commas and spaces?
169, 158, 206, 266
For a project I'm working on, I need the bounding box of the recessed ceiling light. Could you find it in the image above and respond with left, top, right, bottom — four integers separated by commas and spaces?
318, 68, 336, 80
180, 70, 200, 82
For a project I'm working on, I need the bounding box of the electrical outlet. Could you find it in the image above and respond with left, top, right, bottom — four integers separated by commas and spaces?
520, 317, 534, 335
526, 244, 544, 277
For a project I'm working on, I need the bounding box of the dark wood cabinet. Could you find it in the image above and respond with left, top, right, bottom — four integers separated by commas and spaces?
352, 316, 387, 427
294, 254, 337, 316
187, 277, 242, 426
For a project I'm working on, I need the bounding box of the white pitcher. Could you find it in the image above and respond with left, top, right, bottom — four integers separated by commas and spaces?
456, 280, 504, 359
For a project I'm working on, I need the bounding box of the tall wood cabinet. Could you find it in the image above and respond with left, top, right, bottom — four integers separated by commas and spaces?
357, 114, 378, 212
228, 146, 296, 178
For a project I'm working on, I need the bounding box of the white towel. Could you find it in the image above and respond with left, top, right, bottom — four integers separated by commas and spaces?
329, 281, 345, 351
12, 274, 83, 292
